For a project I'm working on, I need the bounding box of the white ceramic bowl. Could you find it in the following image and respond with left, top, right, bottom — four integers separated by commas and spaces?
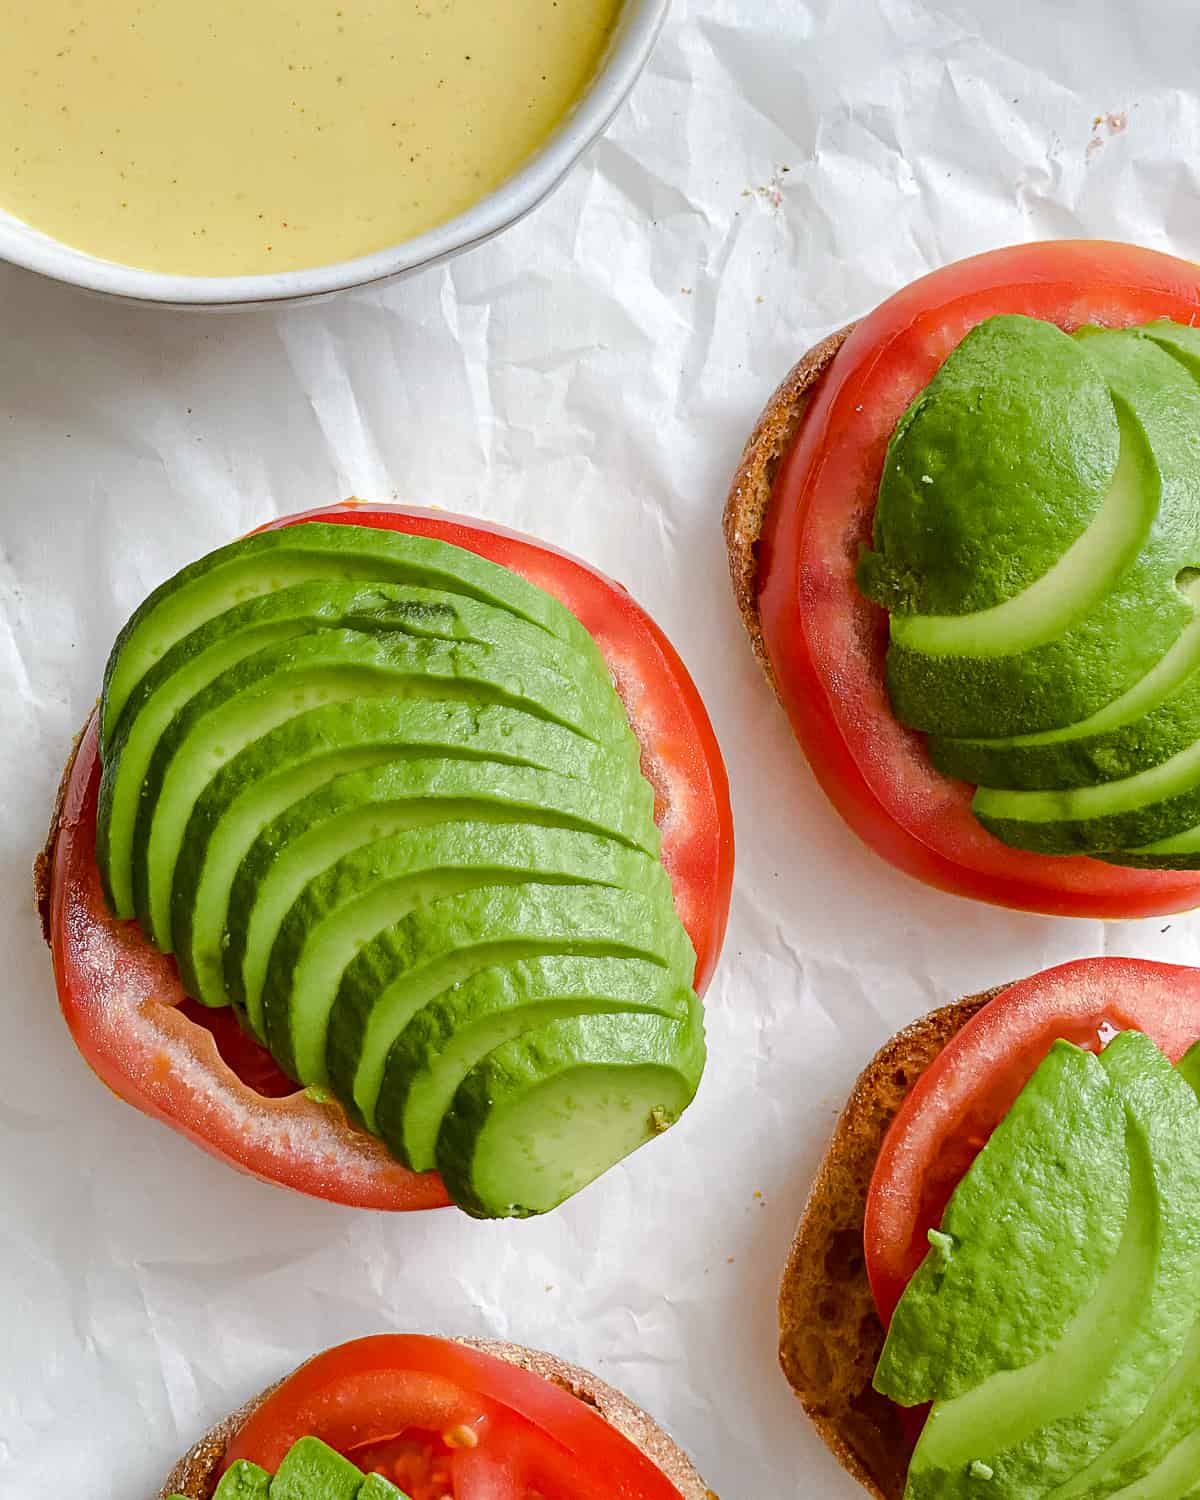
0, 0, 669, 308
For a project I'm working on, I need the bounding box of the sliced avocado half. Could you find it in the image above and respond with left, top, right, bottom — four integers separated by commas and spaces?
435, 1000, 705, 1220
223, 752, 656, 1036
883, 330, 1200, 738
258, 824, 671, 1083
100, 522, 599, 749
96, 521, 707, 1220
324, 882, 697, 1132
376, 954, 692, 1170
894, 1032, 1200, 1499
129, 625, 630, 947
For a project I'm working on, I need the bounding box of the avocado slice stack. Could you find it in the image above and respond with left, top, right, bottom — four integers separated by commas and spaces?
97, 523, 703, 1219
858, 315, 1200, 867
875, 1031, 1200, 1499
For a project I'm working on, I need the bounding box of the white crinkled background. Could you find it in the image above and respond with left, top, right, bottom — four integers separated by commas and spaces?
2, 1, 1199, 1494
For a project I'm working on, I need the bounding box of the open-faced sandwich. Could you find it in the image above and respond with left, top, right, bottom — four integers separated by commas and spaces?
38, 504, 732, 1217
780, 956, 1200, 1498
726, 240, 1200, 916
158, 1333, 714, 1499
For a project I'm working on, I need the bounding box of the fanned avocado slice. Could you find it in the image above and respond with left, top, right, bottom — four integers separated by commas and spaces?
269, 1437, 364, 1500
376, 955, 692, 1170
1099, 824, 1200, 868
223, 753, 656, 1035
1179, 1041, 1200, 1100
100, 522, 599, 749
972, 729, 1200, 853
893, 1032, 1200, 1499
130, 626, 628, 948
1141, 317, 1200, 380
100, 580, 402, 913
210, 1460, 271, 1499
435, 1000, 706, 1220
859, 315, 1120, 617
258, 825, 671, 1084
880, 328, 1200, 738
98, 580, 618, 916
875, 1042, 1127, 1407
928, 605, 1200, 790
324, 883, 697, 1132
172, 702, 644, 1008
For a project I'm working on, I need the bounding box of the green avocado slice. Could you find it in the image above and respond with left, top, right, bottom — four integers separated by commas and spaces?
259, 824, 671, 1084
1178, 1041, 1200, 1099
888, 400, 1150, 661
100, 522, 597, 750
269, 1437, 364, 1500
435, 1000, 706, 1220
972, 726, 1200, 853
99, 579, 620, 918
896, 1032, 1200, 1499
172, 706, 645, 1008
129, 626, 628, 948
1141, 318, 1200, 381
375, 955, 693, 1170
928, 605, 1200, 790
883, 329, 1200, 738
1039, 1044, 1200, 1500
1113, 821, 1200, 866
859, 316, 1120, 617
223, 753, 656, 1037
99, 580, 408, 914
210, 1460, 271, 1500
874, 1042, 1128, 1407
324, 883, 697, 1133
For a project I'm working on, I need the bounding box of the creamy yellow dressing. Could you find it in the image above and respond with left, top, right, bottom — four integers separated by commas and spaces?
1, 0, 620, 276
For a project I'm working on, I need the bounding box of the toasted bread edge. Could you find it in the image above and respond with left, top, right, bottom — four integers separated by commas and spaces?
721, 325, 852, 691
778, 991, 1001, 1500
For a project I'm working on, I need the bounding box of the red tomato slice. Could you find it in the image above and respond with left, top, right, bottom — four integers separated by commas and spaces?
46, 505, 732, 1210
223, 1335, 686, 1500
864, 956, 1200, 1326
758, 240, 1200, 918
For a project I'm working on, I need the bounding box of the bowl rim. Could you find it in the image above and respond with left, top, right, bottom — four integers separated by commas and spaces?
0, 0, 670, 307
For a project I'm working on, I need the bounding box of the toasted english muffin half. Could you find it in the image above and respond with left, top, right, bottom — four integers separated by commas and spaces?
156, 1338, 715, 1500
778, 991, 999, 1500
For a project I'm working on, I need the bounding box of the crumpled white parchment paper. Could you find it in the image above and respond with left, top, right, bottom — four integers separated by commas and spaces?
3, 1, 1200, 1494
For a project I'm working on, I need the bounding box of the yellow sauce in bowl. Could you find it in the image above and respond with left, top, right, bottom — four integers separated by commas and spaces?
2, 0, 620, 276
